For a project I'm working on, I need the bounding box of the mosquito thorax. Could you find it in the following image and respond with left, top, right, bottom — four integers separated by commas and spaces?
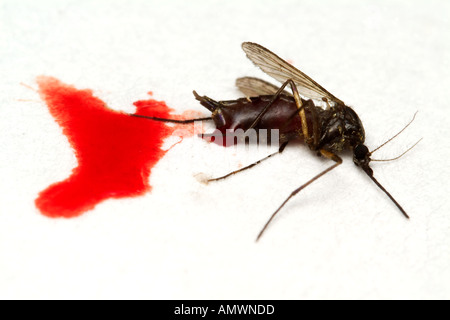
317, 105, 365, 153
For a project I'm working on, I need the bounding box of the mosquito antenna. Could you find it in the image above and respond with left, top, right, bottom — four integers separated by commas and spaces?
370, 111, 418, 154
371, 138, 422, 162
361, 167, 409, 219
130, 114, 212, 123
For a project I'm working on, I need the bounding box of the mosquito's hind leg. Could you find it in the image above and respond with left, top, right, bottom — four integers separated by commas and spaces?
246, 78, 320, 147
207, 141, 289, 182
247, 79, 303, 130
130, 114, 212, 123
256, 149, 342, 241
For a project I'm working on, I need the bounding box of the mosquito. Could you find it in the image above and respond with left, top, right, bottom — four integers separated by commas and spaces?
132, 42, 420, 241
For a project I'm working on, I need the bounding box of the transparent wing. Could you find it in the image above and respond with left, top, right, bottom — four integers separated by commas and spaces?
235, 77, 291, 97
242, 42, 343, 104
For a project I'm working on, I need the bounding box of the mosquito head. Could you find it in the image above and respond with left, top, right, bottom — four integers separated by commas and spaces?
353, 144, 372, 174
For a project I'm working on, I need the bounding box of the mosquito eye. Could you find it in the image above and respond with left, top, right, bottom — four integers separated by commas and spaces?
354, 144, 369, 160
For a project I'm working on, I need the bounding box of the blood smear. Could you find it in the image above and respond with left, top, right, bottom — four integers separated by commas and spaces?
35, 76, 193, 218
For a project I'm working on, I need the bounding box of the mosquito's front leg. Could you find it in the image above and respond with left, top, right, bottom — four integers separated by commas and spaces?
130, 114, 212, 124
256, 149, 342, 241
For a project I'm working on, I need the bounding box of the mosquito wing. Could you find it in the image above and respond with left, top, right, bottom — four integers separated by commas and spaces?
242, 42, 344, 105
235, 77, 291, 97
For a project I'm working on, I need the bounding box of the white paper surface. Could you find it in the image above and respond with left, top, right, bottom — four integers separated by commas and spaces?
1, 0, 449, 299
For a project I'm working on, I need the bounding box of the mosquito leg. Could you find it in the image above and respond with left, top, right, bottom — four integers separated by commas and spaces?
244, 78, 322, 152
207, 102, 309, 182
208, 141, 289, 182
287, 79, 312, 142
207, 83, 319, 182
206, 81, 302, 182
247, 79, 306, 130
246, 78, 319, 148
130, 114, 212, 123
256, 150, 342, 241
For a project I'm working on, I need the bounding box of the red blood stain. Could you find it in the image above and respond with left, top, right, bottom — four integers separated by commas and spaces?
35, 76, 194, 218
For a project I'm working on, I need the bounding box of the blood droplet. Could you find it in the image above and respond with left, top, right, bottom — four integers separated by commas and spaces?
35, 76, 193, 218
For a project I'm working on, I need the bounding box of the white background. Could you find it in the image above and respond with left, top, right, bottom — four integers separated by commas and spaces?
1, 0, 449, 299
